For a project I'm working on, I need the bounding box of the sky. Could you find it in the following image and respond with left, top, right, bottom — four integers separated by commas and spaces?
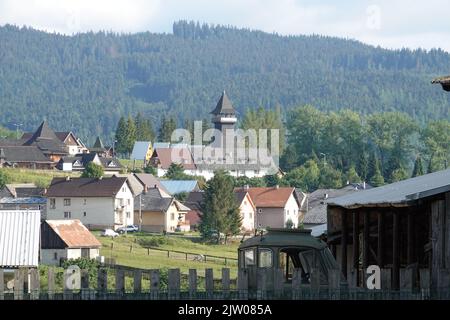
1, 0, 450, 51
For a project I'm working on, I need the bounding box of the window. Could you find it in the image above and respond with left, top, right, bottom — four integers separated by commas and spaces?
170, 213, 175, 221
126, 212, 130, 218
249, 211, 253, 219
127, 199, 131, 205
258, 209, 262, 213
286, 210, 289, 216
83, 199, 87, 205
64, 212, 71, 218
64, 198, 71, 206
83, 212, 87, 217
244, 249, 255, 266
50, 198, 56, 209
54, 252, 58, 260
258, 249, 273, 268
81, 248, 89, 258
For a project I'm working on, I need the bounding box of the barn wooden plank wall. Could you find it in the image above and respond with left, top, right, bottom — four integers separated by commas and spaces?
0, 266, 449, 300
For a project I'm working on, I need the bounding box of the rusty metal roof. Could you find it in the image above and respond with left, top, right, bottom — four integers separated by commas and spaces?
0, 210, 40, 267
45, 219, 101, 248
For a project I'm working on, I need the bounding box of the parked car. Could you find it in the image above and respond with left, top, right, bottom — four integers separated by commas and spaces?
116, 225, 138, 234
101, 229, 119, 237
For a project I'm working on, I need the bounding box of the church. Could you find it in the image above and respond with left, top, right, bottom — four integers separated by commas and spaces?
149, 91, 281, 180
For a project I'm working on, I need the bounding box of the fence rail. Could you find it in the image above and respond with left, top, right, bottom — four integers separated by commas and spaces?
1, 267, 449, 300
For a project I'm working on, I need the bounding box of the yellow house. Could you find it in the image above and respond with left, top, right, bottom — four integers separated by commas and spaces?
134, 187, 190, 233
130, 141, 153, 165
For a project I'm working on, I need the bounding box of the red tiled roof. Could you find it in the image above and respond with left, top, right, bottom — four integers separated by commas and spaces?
46, 219, 101, 248
238, 187, 295, 208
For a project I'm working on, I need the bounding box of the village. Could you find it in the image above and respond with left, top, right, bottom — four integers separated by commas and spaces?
1, 86, 450, 300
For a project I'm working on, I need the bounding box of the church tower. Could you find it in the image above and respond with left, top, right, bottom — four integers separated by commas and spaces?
210, 91, 237, 148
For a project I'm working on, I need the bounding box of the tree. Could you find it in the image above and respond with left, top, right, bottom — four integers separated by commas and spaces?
412, 155, 424, 177
81, 162, 104, 178
0, 169, 10, 188
370, 159, 385, 186
158, 116, 177, 142
319, 164, 343, 189
421, 120, 450, 173
283, 159, 320, 192
144, 165, 157, 175
164, 163, 188, 180
345, 165, 361, 184
135, 112, 155, 142
264, 174, 282, 187
199, 170, 241, 243
390, 166, 409, 183
115, 116, 128, 156
125, 116, 137, 156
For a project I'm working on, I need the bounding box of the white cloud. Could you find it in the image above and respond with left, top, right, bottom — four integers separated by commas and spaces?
1, 0, 450, 51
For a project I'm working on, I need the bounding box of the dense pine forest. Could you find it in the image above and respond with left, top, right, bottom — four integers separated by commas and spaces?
1, 21, 450, 145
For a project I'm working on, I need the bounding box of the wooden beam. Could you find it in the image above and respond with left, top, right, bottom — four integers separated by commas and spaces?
407, 212, 414, 265
352, 211, 360, 286
393, 212, 400, 290
341, 210, 348, 277
363, 211, 370, 271
377, 212, 384, 268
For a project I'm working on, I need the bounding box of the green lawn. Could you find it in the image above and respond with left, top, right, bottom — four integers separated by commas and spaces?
119, 159, 145, 170
95, 232, 240, 279
1, 168, 81, 187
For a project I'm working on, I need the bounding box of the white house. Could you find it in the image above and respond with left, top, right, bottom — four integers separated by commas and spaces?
45, 176, 134, 230
40, 219, 102, 266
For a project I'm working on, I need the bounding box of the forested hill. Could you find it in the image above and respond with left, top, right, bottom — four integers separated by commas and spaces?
1, 21, 450, 143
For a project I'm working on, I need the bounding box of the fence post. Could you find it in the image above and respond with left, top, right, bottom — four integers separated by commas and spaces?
188, 269, 197, 299
167, 250, 170, 258
237, 268, 248, 300
168, 269, 180, 300
328, 269, 341, 300
48, 267, 55, 300
29, 268, 40, 300
81, 269, 90, 300
14, 268, 24, 300
0, 269, 4, 300
115, 269, 125, 296
419, 269, 430, 300
150, 269, 160, 299
221, 268, 230, 300
134, 270, 142, 294
205, 268, 214, 299
381, 268, 391, 300
97, 268, 108, 297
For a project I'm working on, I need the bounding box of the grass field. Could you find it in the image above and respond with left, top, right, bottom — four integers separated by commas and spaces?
95, 232, 240, 279
119, 159, 145, 170
1, 168, 81, 187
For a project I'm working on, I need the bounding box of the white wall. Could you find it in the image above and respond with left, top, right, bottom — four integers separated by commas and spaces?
284, 193, 300, 228
240, 195, 255, 231
41, 248, 100, 266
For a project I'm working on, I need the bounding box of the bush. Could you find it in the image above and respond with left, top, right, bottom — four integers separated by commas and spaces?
136, 235, 174, 248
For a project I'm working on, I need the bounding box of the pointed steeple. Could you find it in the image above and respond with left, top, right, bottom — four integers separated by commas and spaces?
24, 121, 61, 144
210, 91, 236, 116
93, 136, 105, 149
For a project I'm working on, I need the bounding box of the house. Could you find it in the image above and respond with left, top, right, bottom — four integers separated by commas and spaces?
0, 183, 47, 218
302, 183, 371, 236
149, 147, 197, 177
57, 153, 122, 174
113, 174, 145, 196
22, 121, 69, 162
133, 173, 171, 196
89, 137, 113, 158
242, 186, 304, 229
160, 180, 200, 195
0, 146, 53, 169
0, 210, 40, 269
45, 176, 134, 230
184, 189, 256, 232
130, 141, 153, 165
40, 219, 102, 266
134, 186, 190, 233
23, 130, 88, 156
327, 169, 450, 289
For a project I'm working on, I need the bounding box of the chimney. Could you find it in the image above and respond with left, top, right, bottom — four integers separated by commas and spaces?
244, 184, 249, 190
362, 181, 366, 189
324, 193, 328, 200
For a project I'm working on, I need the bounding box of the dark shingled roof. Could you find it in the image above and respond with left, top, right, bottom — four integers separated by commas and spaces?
135, 187, 173, 212
46, 176, 128, 197
23, 121, 68, 155
210, 91, 236, 115
0, 146, 52, 163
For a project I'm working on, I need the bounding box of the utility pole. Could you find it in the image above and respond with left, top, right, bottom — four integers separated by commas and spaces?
139, 193, 142, 232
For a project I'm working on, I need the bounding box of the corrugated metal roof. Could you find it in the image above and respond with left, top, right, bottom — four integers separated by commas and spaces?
161, 180, 199, 194
130, 141, 152, 160
0, 210, 40, 267
328, 169, 450, 208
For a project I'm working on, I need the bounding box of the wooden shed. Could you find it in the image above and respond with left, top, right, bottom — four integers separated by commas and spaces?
327, 169, 450, 290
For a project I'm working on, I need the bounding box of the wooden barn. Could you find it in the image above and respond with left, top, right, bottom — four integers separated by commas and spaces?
327, 169, 450, 290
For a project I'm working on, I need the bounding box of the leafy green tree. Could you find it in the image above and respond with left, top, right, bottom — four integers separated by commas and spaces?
421, 120, 450, 173
125, 116, 137, 155
283, 159, 320, 192
0, 169, 11, 188
144, 165, 157, 175
115, 116, 128, 156
199, 170, 241, 243
389, 166, 409, 183
370, 159, 385, 187
264, 174, 282, 187
158, 116, 177, 142
81, 162, 104, 178
135, 112, 155, 142
319, 164, 343, 189
234, 176, 266, 188
164, 163, 188, 180
345, 165, 361, 184
412, 155, 424, 177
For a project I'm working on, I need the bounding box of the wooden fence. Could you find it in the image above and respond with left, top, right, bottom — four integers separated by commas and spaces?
1, 267, 449, 300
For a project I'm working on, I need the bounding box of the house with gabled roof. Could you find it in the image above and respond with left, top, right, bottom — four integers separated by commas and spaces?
40, 219, 102, 266
131, 141, 153, 165
89, 136, 113, 158
0, 145, 53, 169
57, 152, 122, 174
45, 176, 134, 230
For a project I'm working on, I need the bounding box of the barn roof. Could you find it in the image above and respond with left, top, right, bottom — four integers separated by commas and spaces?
45, 220, 101, 248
